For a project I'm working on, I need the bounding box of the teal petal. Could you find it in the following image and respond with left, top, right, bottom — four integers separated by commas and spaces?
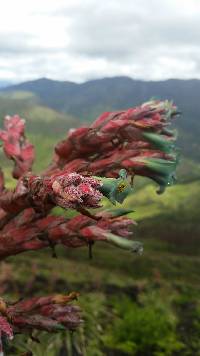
119, 169, 128, 179
144, 158, 178, 176
134, 156, 178, 193
99, 170, 133, 205
142, 131, 175, 153
105, 208, 134, 217
105, 232, 143, 254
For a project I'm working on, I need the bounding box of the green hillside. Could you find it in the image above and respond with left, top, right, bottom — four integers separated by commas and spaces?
0, 91, 81, 185
1, 82, 200, 355
126, 180, 200, 253
4, 216, 200, 355
126, 180, 200, 221
0, 90, 80, 137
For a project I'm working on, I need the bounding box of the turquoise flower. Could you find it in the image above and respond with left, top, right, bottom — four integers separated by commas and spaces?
98, 169, 133, 205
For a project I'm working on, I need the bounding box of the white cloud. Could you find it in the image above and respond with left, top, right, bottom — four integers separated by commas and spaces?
0, 0, 200, 82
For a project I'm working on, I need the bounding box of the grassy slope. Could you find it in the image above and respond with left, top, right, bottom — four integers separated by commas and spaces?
3, 238, 200, 355
0, 90, 80, 185
126, 180, 200, 221
0, 90, 79, 135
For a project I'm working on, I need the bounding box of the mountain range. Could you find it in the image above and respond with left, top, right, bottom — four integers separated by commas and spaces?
1, 76, 199, 161
0, 81, 14, 88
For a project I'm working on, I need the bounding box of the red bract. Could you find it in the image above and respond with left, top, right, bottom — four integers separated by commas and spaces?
0, 115, 34, 178
21, 172, 103, 211
0, 209, 141, 259
51, 172, 103, 208
0, 293, 81, 354
0, 100, 179, 353
47, 100, 179, 193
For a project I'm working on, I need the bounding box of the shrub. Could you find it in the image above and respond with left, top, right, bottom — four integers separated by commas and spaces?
103, 295, 183, 355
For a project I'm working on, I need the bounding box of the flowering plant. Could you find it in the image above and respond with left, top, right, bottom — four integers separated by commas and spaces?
0, 100, 179, 354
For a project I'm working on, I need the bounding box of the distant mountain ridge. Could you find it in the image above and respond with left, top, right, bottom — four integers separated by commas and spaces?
0, 80, 13, 88
1, 76, 200, 160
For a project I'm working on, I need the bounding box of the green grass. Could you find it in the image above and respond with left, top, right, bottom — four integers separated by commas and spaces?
0, 90, 36, 100
3, 241, 200, 355
125, 180, 200, 221
28, 133, 60, 172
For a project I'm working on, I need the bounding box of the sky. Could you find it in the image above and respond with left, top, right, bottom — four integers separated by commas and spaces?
0, 0, 200, 83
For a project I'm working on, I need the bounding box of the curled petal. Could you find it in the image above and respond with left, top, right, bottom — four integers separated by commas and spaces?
0, 115, 34, 178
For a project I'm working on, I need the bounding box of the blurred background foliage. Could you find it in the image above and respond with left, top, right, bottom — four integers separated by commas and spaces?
0, 77, 200, 355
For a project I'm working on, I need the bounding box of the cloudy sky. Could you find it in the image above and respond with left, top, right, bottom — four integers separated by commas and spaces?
0, 0, 200, 83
